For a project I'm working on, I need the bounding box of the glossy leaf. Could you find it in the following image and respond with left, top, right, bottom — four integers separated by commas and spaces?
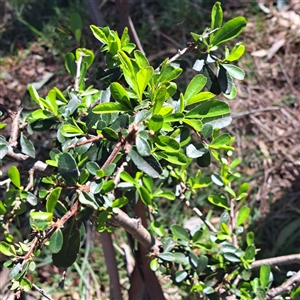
136, 135, 151, 156
186, 144, 207, 158
221, 64, 245, 80
225, 43, 245, 61
8, 166, 21, 188
210, 2, 223, 32
196, 151, 211, 167
136, 67, 154, 101
184, 74, 207, 102
158, 252, 175, 262
78, 191, 98, 209
212, 17, 247, 46
65, 53, 76, 78
46, 187, 62, 213
186, 91, 215, 106
0, 242, 16, 256
110, 82, 132, 108
138, 185, 152, 206
171, 225, 190, 242
154, 136, 180, 153
197, 255, 208, 273
203, 64, 221, 94
207, 194, 229, 209
186, 100, 230, 119
236, 206, 250, 226
128, 149, 162, 178
175, 270, 188, 283
58, 153, 79, 185
218, 65, 233, 94
52, 221, 80, 268
260, 264, 271, 289
93, 102, 131, 114
112, 197, 128, 208
148, 114, 163, 132
49, 229, 63, 253
29, 212, 53, 231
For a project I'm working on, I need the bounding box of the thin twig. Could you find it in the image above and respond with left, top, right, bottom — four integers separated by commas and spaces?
8, 107, 22, 147
232, 107, 280, 118
32, 283, 54, 300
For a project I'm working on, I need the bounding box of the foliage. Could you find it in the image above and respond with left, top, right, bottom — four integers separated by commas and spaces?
0, 2, 298, 299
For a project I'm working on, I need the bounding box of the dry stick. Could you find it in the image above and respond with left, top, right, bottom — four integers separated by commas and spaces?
8, 106, 22, 147
128, 16, 145, 54
232, 107, 280, 119
32, 283, 54, 300
266, 270, 300, 299
251, 253, 300, 270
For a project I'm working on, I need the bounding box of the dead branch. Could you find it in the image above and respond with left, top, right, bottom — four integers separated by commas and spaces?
266, 270, 300, 299
251, 253, 300, 270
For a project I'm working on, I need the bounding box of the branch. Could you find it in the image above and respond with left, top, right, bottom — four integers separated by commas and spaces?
251, 253, 300, 270
32, 283, 54, 300
266, 270, 300, 299
112, 208, 162, 255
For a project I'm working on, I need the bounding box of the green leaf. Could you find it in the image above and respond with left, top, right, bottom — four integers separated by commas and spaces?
86, 161, 100, 175
156, 151, 187, 166
154, 190, 175, 200
154, 136, 180, 153
0, 201, 6, 214
150, 259, 159, 271
184, 74, 207, 103
245, 245, 256, 260
187, 91, 215, 106
101, 180, 115, 193
260, 264, 271, 289
183, 119, 203, 131
128, 149, 162, 178
65, 53, 76, 78
49, 229, 63, 253
110, 82, 132, 109
197, 255, 208, 273
197, 151, 211, 167
138, 185, 152, 206
46, 187, 62, 213
211, 174, 224, 186
70, 12, 82, 44
221, 64, 245, 80
78, 191, 98, 209
186, 144, 207, 158
212, 17, 247, 46
238, 182, 249, 198
203, 64, 221, 95
118, 50, 137, 91
136, 135, 151, 156
186, 99, 230, 118
236, 206, 250, 226
61, 124, 84, 137
46, 89, 58, 115
112, 197, 128, 208
207, 194, 229, 209
19, 277, 31, 292
120, 171, 136, 184
52, 221, 80, 268
153, 85, 167, 114
93, 102, 131, 113
171, 225, 190, 242
28, 84, 42, 107
225, 43, 245, 61
0, 242, 16, 256
247, 232, 255, 246
58, 153, 79, 185
134, 50, 150, 68
211, 2, 223, 31
148, 114, 163, 132
136, 67, 154, 101
218, 65, 233, 94
175, 270, 188, 283
29, 211, 53, 231
174, 252, 188, 265
210, 133, 233, 149
102, 127, 119, 141
201, 124, 213, 138
8, 166, 21, 188
158, 252, 175, 262
151, 221, 164, 237
103, 164, 116, 176
90, 25, 108, 44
